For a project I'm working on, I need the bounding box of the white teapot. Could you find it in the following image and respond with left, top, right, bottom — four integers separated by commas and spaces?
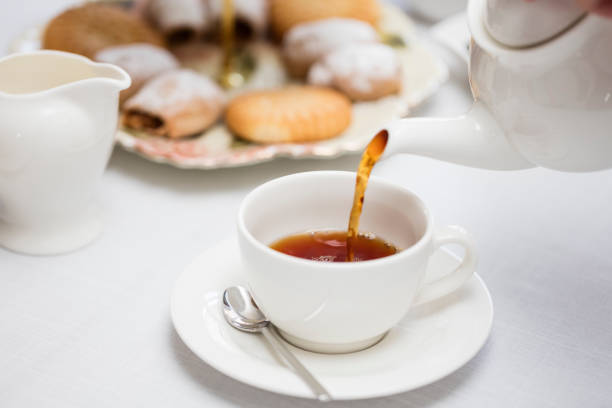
0, 51, 130, 255
382, 0, 612, 172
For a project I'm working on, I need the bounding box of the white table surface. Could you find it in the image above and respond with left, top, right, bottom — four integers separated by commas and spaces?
1, 2, 611, 407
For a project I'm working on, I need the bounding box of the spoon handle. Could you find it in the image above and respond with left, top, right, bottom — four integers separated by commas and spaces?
261, 326, 332, 402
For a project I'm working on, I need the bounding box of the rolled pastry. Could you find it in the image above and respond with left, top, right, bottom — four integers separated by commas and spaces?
95, 43, 179, 103
147, 0, 211, 42
282, 18, 378, 77
123, 69, 226, 138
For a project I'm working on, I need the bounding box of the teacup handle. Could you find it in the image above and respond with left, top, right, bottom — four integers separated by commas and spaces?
412, 225, 478, 306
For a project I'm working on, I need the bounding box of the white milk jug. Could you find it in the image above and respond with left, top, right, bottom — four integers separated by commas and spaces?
0, 51, 130, 255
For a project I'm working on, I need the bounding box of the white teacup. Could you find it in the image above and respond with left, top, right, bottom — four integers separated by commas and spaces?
238, 171, 477, 353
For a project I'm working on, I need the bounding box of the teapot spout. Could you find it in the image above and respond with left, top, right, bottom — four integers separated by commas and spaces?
380, 102, 534, 170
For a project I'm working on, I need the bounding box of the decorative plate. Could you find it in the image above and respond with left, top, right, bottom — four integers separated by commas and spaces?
10, 3, 448, 169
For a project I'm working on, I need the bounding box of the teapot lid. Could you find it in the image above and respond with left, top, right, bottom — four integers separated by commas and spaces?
484, 0, 586, 47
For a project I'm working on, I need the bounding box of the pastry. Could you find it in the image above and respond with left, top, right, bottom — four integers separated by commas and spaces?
94, 43, 179, 103
225, 86, 352, 143
170, 42, 223, 78
282, 18, 379, 78
122, 69, 226, 139
206, 0, 269, 37
147, 0, 211, 43
308, 43, 401, 101
270, 0, 380, 38
43, 3, 164, 59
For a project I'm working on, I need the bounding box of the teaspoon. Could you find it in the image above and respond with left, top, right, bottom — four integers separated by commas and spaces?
222, 286, 332, 402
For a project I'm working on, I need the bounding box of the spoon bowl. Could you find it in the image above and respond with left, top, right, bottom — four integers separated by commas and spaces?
222, 286, 268, 333
222, 285, 332, 402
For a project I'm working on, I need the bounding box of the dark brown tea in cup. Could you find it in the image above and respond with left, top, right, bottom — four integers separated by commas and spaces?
270, 230, 398, 262
270, 129, 393, 263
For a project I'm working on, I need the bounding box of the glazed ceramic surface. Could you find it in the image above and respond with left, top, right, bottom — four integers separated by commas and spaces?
171, 238, 493, 400
469, 0, 612, 171
484, 0, 584, 47
0, 51, 130, 255
237, 171, 477, 353
382, 0, 612, 172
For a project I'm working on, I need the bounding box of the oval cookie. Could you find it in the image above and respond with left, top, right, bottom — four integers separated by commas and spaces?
226, 86, 352, 143
43, 3, 164, 59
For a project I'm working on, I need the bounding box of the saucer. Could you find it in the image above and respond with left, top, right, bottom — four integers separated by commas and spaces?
171, 238, 493, 400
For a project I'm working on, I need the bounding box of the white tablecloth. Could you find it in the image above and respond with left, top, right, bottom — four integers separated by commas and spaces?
1, 2, 611, 407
